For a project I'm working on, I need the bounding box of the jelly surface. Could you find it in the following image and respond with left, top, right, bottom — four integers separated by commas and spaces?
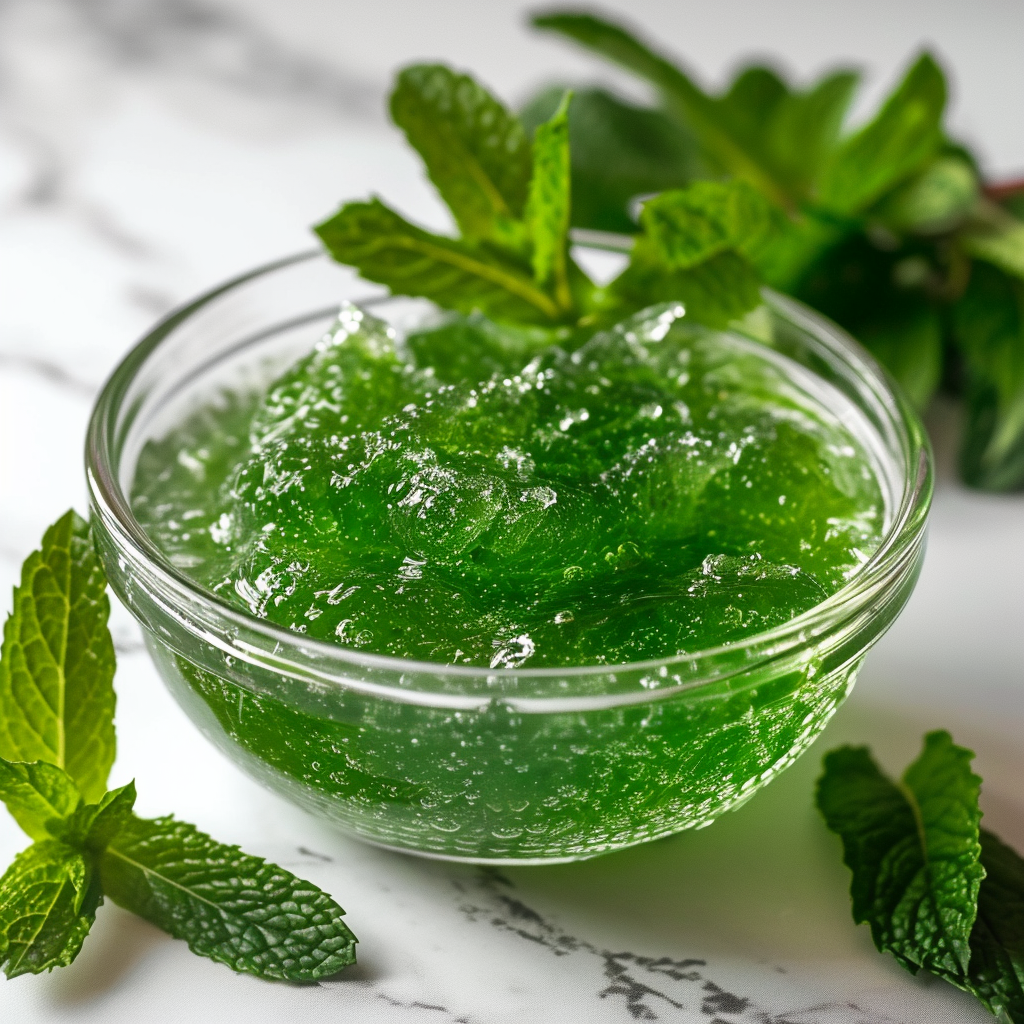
133, 302, 884, 668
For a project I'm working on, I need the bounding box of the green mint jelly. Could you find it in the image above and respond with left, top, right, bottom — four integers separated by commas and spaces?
130, 300, 891, 860
134, 303, 883, 669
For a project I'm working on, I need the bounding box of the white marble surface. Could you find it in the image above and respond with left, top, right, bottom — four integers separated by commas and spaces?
1, 1, 1022, 1020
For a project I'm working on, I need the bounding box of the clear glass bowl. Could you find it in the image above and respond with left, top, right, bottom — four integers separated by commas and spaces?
86, 252, 932, 864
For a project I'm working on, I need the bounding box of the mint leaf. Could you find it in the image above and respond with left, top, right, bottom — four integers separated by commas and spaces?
52, 780, 137, 851
876, 155, 979, 235
526, 91, 572, 309
715, 65, 788, 160
965, 215, 1024, 281
753, 211, 848, 293
531, 13, 855, 211
0, 759, 82, 841
816, 731, 984, 977
390, 64, 531, 248
712, 65, 858, 204
519, 86, 699, 233
531, 10, 791, 207
789, 231, 943, 410
632, 181, 771, 270
0, 841, 100, 978
613, 250, 762, 329
101, 815, 357, 981
965, 830, 1024, 1021
857, 297, 943, 412
315, 198, 564, 323
952, 263, 1024, 490
754, 70, 859, 202
0, 510, 116, 803
609, 182, 768, 327
818, 53, 946, 215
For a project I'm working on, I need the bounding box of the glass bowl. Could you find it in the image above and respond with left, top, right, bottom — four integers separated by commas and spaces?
86, 252, 932, 864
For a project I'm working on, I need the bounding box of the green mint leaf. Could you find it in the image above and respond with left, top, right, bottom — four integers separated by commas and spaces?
531, 11, 707, 110
714, 66, 858, 204
1002, 190, 1024, 222
753, 211, 848, 293
965, 215, 1024, 281
531, 11, 791, 208
315, 198, 564, 323
612, 250, 762, 330
818, 53, 946, 215
0, 510, 116, 803
788, 231, 942, 410
0, 758, 82, 841
525, 91, 573, 309
964, 830, 1024, 1021
519, 86, 700, 234
632, 181, 771, 270
80, 782, 137, 851
51, 780, 137, 851
390, 64, 532, 248
716, 65, 788, 156
857, 297, 943, 412
952, 263, 1024, 490
875, 155, 979, 235
754, 70, 860, 202
101, 814, 357, 981
607, 181, 768, 328
0, 840, 100, 978
816, 731, 984, 977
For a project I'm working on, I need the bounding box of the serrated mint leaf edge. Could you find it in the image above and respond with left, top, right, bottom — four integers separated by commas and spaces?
389, 63, 533, 244
0, 509, 116, 804
0, 758, 83, 841
0, 840, 100, 978
526, 90, 573, 309
816, 734, 983, 978
530, 11, 793, 208
101, 815, 357, 982
314, 198, 564, 322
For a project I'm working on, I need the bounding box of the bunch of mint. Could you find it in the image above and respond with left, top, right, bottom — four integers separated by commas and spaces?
819, 732, 1024, 1019
526, 11, 1024, 491
0, 511, 357, 980
314, 64, 775, 335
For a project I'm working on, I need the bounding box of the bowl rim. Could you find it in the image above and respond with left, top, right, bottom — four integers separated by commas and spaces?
85, 250, 933, 690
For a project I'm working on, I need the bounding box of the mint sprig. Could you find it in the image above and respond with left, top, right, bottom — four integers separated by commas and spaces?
0, 511, 357, 980
817, 731, 1024, 1020
530, 10, 1024, 491
315, 61, 772, 336
952, 262, 1024, 490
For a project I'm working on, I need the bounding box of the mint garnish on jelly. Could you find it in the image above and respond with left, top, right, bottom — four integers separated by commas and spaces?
315, 62, 770, 330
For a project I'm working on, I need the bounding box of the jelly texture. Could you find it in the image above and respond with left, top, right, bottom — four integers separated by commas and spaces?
134, 303, 883, 669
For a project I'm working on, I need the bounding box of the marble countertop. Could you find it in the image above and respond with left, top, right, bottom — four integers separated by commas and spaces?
1, 2, 1022, 1021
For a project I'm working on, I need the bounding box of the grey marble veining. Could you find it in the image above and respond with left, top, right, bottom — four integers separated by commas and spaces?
0, 2, 1022, 1021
